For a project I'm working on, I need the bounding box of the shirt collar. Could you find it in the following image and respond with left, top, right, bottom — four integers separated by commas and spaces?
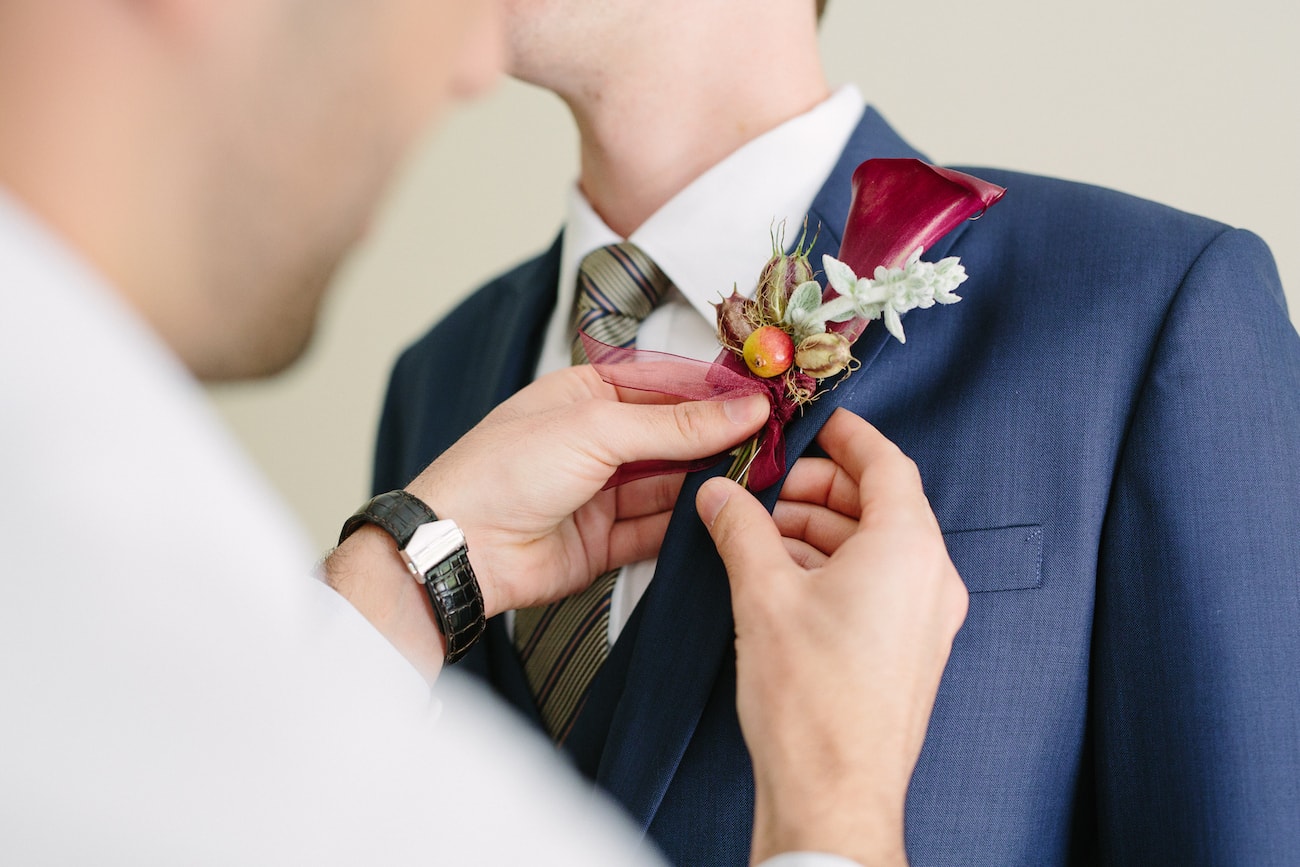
556, 84, 865, 328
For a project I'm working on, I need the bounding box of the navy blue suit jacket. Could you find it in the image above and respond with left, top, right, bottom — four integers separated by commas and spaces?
374, 109, 1300, 865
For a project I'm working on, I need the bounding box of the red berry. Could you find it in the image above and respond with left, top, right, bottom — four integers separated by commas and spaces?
742, 326, 794, 378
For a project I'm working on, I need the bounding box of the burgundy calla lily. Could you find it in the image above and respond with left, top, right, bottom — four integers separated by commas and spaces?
836, 158, 1006, 277
828, 160, 1005, 343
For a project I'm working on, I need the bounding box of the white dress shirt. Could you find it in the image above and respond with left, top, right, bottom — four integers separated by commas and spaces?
0, 190, 861, 867
529, 85, 865, 643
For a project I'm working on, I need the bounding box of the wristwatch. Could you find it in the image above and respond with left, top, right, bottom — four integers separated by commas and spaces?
338, 490, 485, 664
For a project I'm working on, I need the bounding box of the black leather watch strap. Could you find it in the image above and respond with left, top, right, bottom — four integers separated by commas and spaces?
338, 490, 484, 664
339, 490, 435, 548
421, 548, 485, 665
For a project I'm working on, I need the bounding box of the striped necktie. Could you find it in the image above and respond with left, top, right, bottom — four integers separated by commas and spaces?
569, 242, 672, 363
514, 242, 672, 743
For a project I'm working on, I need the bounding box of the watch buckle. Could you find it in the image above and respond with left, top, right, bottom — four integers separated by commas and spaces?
399, 519, 466, 583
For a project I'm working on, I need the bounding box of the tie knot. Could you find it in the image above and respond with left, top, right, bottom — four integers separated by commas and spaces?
572, 242, 673, 364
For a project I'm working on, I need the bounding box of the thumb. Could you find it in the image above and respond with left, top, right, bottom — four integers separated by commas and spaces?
599, 393, 769, 465
697, 477, 792, 595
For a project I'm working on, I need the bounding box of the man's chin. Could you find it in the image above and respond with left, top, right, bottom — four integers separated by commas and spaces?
193, 294, 324, 383
195, 333, 314, 383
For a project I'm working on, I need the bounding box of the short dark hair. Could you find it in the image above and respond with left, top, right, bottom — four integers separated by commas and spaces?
816, 0, 829, 20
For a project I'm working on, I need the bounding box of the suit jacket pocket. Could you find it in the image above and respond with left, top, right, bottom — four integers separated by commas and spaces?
941, 524, 1043, 593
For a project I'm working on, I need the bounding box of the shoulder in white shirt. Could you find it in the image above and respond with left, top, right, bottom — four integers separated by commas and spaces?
0, 190, 655, 866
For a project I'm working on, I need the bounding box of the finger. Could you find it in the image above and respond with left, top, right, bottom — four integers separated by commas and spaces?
614, 472, 686, 520
780, 456, 862, 519
696, 477, 794, 594
781, 537, 829, 570
607, 385, 759, 407
588, 393, 769, 466
519, 366, 727, 414
512, 365, 615, 409
606, 511, 673, 569
609, 385, 690, 406
816, 409, 929, 512
772, 500, 859, 556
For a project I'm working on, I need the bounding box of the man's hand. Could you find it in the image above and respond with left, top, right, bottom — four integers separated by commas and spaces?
413, 365, 768, 615
697, 409, 968, 866
773, 449, 863, 569
326, 365, 768, 682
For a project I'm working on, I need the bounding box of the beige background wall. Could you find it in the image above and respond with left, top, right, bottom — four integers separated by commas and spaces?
210, 0, 1300, 552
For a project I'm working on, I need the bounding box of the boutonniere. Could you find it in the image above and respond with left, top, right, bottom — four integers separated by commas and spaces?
583, 158, 1006, 490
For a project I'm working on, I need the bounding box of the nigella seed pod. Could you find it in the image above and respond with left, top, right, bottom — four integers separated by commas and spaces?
755, 251, 816, 322
714, 289, 758, 351
794, 332, 852, 379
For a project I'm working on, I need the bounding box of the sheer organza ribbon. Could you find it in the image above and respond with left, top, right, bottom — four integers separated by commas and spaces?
582, 333, 798, 491
587, 159, 1006, 491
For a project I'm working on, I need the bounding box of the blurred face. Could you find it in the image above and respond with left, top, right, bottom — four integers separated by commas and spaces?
191, 0, 502, 379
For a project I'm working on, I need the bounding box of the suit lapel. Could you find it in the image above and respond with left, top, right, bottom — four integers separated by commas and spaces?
595, 108, 939, 829
801, 105, 929, 254
781, 114, 982, 466
485, 234, 563, 408
594, 459, 734, 826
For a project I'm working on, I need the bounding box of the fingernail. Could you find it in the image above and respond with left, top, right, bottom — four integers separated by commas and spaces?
696, 478, 731, 527
724, 394, 769, 425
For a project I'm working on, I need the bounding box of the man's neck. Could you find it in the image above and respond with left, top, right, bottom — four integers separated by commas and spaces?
564, 29, 829, 238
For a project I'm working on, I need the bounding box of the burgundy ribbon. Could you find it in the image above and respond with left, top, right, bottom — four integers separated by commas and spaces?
581, 333, 797, 490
